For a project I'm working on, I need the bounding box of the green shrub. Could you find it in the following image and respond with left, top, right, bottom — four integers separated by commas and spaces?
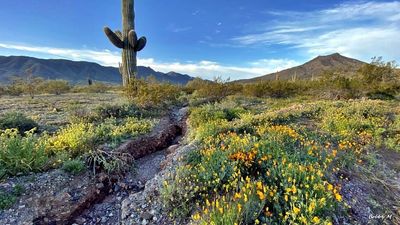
68, 106, 99, 123
0, 185, 24, 210
40, 80, 71, 95
94, 104, 134, 119
47, 117, 154, 157
0, 129, 48, 178
62, 159, 86, 175
0, 86, 5, 97
124, 79, 182, 108
46, 123, 99, 156
366, 91, 395, 100
319, 101, 390, 142
187, 77, 240, 102
243, 81, 303, 98
5, 78, 24, 96
0, 112, 38, 134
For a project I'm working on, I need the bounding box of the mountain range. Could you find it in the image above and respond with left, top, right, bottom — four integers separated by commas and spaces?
237, 53, 366, 83
0, 53, 368, 85
0, 56, 194, 85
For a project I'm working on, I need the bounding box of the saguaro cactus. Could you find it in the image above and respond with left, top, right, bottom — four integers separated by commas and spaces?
104, 0, 146, 86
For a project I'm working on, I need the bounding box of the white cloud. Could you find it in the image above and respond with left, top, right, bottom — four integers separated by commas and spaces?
297, 27, 400, 61
233, 1, 400, 62
0, 42, 299, 80
0, 43, 121, 67
135, 57, 299, 80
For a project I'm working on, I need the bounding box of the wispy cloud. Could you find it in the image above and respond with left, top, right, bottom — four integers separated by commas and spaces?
166, 24, 193, 33
233, 1, 400, 62
192, 10, 200, 16
140, 58, 300, 80
0, 42, 299, 80
0, 43, 120, 66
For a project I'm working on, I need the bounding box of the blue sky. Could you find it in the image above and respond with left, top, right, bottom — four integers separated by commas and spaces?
0, 0, 399, 80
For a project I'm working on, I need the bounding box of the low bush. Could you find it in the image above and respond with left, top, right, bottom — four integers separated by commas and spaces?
124, 79, 182, 108
0, 112, 39, 134
319, 101, 390, 144
0, 185, 24, 210
0, 86, 5, 97
46, 123, 99, 156
68, 106, 99, 123
0, 129, 48, 178
187, 77, 240, 102
47, 117, 154, 157
62, 159, 86, 175
39, 80, 71, 95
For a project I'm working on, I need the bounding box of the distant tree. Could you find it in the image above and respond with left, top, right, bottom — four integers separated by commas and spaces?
5, 76, 25, 96
0, 85, 5, 97
146, 75, 158, 84
23, 68, 44, 99
358, 57, 397, 83
186, 77, 240, 101
40, 80, 71, 95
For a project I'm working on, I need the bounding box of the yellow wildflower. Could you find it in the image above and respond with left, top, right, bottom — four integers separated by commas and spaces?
257, 190, 266, 200
335, 193, 342, 202
237, 203, 242, 213
293, 206, 300, 215
192, 213, 200, 220
312, 216, 320, 223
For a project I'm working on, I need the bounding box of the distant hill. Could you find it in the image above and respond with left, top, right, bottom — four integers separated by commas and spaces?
0, 56, 194, 85
237, 53, 366, 83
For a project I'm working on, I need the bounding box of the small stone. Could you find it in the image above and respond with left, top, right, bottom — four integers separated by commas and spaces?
142, 219, 148, 225
141, 211, 153, 220
108, 213, 113, 217
153, 216, 158, 221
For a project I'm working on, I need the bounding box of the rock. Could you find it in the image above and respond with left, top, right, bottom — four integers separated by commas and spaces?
74, 217, 86, 224
95, 183, 104, 189
166, 144, 180, 154
141, 219, 148, 225
141, 211, 153, 220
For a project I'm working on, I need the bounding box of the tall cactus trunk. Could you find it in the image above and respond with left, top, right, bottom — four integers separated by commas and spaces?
121, 0, 136, 86
104, 0, 146, 87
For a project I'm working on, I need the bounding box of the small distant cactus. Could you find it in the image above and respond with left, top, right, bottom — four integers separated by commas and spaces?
104, 0, 146, 86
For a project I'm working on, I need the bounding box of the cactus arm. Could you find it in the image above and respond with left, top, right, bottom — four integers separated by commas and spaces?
128, 30, 138, 48
115, 30, 123, 40
135, 36, 147, 52
104, 27, 124, 49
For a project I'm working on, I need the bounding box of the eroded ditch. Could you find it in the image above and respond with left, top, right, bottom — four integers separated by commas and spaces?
0, 107, 188, 225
